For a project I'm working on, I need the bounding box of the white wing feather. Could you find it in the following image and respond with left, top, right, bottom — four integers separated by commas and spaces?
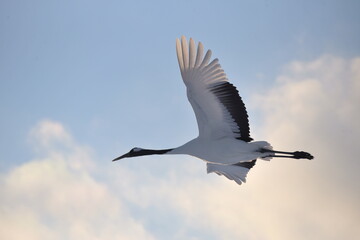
176, 36, 243, 139
207, 163, 250, 185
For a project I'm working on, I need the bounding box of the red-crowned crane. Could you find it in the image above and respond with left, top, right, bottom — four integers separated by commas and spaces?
113, 36, 313, 185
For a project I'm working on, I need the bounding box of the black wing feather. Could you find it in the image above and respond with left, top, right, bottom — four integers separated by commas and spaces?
209, 82, 253, 142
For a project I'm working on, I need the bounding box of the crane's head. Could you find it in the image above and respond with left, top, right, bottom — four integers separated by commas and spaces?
112, 147, 173, 161
112, 147, 145, 161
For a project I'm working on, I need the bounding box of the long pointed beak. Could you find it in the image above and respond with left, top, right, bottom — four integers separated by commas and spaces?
112, 153, 129, 161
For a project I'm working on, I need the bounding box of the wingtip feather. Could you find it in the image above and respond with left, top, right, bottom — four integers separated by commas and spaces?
195, 42, 204, 67
176, 36, 228, 86
181, 36, 189, 71
189, 38, 196, 68
200, 49, 212, 68
176, 38, 184, 72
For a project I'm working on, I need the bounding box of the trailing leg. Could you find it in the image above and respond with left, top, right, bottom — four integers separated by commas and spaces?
259, 148, 313, 160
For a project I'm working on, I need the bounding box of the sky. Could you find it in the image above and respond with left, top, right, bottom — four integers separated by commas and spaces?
1, 0, 360, 239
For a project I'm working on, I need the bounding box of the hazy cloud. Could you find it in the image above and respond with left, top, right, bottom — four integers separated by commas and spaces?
0, 120, 155, 240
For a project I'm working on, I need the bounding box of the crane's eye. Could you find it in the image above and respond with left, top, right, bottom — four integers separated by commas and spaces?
131, 147, 142, 152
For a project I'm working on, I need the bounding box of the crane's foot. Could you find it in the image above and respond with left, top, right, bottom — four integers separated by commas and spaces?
293, 151, 314, 160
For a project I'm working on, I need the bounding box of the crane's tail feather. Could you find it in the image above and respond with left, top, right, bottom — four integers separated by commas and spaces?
207, 163, 250, 185
252, 141, 274, 160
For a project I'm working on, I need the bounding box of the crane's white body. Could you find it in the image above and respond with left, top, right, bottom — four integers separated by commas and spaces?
170, 138, 272, 165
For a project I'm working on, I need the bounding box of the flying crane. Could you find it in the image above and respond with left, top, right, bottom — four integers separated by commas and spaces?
113, 36, 313, 185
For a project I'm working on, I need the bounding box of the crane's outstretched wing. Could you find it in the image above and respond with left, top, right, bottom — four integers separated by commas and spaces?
176, 36, 252, 141
207, 160, 256, 185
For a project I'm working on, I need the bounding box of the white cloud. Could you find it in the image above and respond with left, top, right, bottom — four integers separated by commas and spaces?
254, 55, 360, 175
0, 120, 155, 240
249, 55, 360, 239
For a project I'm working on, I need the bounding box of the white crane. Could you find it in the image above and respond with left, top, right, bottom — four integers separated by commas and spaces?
113, 36, 313, 185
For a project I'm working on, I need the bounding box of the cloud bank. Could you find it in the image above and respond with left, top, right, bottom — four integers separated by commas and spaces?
0, 120, 155, 240
1, 55, 359, 240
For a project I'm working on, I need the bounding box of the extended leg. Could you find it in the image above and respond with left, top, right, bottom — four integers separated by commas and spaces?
259, 148, 314, 160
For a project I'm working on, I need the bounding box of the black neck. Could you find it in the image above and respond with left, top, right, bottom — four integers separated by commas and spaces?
139, 148, 173, 156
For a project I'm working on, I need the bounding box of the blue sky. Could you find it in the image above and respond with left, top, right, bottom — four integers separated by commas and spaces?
1, 1, 360, 239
